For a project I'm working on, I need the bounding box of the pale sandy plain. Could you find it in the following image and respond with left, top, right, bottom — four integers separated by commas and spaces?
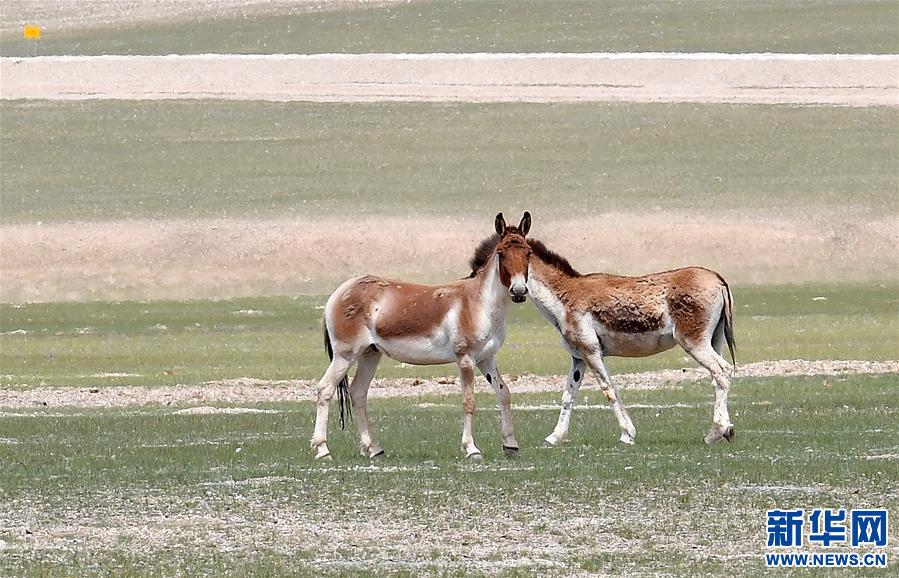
2, 211, 897, 303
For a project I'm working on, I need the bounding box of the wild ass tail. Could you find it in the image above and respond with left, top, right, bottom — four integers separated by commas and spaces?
322, 318, 351, 429
717, 276, 736, 375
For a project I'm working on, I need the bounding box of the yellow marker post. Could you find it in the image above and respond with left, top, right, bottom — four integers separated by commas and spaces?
23, 25, 41, 56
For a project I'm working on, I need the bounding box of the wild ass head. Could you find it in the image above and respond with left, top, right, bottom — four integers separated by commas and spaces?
493, 212, 532, 303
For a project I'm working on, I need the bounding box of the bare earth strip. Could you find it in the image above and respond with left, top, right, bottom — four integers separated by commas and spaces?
2, 53, 897, 105
0, 360, 895, 409
2, 212, 896, 303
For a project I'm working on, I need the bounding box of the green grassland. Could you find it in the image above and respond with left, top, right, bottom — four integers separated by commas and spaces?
1, 100, 896, 223
1, 283, 896, 388
1, 0, 897, 56
0, 375, 896, 576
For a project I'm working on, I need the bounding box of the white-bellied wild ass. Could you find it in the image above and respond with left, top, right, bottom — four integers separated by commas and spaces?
312, 212, 533, 460
525, 240, 736, 446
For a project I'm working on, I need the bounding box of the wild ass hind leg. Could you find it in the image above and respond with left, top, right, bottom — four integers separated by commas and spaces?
682, 339, 734, 444
350, 349, 385, 459
458, 355, 483, 460
582, 350, 637, 446
311, 353, 354, 460
477, 356, 519, 457
544, 356, 587, 447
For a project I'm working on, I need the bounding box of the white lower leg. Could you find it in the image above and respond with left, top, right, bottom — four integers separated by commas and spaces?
459, 358, 481, 458
591, 360, 636, 445
495, 389, 517, 449
353, 404, 383, 458
461, 412, 481, 458
546, 391, 574, 446
689, 345, 735, 443
546, 358, 585, 446
478, 358, 518, 451
611, 401, 637, 445
351, 352, 383, 458
311, 358, 351, 459
311, 390, 334, 458
713, 383, 733, 429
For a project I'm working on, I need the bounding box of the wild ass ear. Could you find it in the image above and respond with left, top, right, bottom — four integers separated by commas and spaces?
518, 211, 531, 236
494, 212, 506, 236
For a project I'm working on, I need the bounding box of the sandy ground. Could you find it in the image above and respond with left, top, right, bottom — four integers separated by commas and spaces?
1, 211, 896, 302
1, 359, 896, 409
2, 53, 898, 105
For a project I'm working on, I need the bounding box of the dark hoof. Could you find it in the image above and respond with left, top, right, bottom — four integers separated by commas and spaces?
704, 429, 723, 445
723, 426, 735, 442
502, 445, 519, 458
371, 450, 385, 460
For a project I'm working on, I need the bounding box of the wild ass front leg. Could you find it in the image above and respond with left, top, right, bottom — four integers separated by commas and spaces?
583, 352, 637, 445
545, 356, 587, 447
477, 357, 519, 457
458, 355, 483, 460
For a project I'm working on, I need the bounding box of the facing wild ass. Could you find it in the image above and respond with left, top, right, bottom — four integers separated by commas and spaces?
525, 240, 736, 447
312, 212, 533, 460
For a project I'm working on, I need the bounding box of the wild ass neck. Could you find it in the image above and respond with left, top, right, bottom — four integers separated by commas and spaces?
527, 258, 572, 331
476, 253, 511, 325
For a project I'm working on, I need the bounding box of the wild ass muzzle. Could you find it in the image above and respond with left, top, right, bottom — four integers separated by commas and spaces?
312, 212, 533, 460
525, 239, 736, 446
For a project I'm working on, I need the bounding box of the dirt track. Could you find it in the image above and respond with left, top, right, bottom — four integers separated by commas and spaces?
3, 53, 898, 105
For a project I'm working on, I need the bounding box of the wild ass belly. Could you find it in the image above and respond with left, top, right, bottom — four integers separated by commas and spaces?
370, 305, 506, 366
373, 333, 459, 365
374, 331, 506, 366
594, 324, 677, 358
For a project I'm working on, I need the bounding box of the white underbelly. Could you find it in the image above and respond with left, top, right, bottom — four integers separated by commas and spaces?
373, 328, 506, 366
373, 334, 457, 366
596, 326, 677, 358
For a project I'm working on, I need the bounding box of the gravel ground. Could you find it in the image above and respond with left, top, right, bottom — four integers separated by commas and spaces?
1, 359, 896, 409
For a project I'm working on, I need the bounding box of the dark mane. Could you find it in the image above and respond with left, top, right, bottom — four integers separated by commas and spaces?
529, 238, 581, 277
468, 235, 581, 278
467, 234, 501, 277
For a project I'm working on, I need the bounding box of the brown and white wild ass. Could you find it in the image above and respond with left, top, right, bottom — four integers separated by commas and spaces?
312, 212, 533, 460
525, 240, 736, 446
